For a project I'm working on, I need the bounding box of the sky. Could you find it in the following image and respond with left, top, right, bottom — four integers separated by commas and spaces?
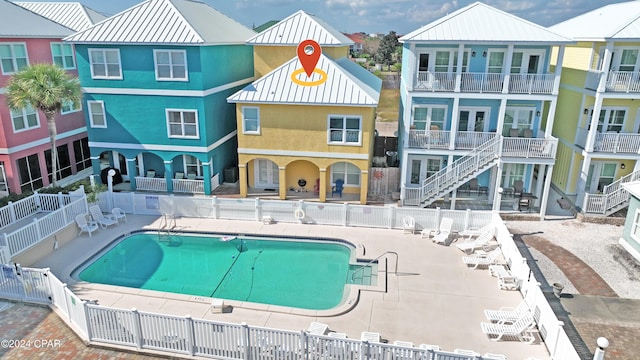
28, 0, 618, 35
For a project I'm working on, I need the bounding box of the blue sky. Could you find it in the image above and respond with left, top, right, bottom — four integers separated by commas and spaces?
35, 0, 615, 34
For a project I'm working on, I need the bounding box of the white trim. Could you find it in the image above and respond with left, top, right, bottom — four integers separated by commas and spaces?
153, 49, 188, 82
88, 100, 107, 128
0, 42, 29, 75
238, 148, 369, 160
10, 106, 41, 133
83, 77, 254, 97
166, 108, 200, 139
327, 114, 362, 145
88, 48, 122, 80
0, 127, 87, 155
242, 106, 260, 135
87, 130, 237, 153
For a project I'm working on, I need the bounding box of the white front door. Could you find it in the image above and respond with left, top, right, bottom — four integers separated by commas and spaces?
111, 151, 128, 180
511, 50, 544, 74
459, 107, 490, 132
586, 162, 617, 193
503, 107, 535, 137
408, 156, 442, 185
501, 164, 525, 189
255, 159, 279, 188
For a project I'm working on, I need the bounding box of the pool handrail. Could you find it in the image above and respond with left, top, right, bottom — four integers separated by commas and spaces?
351, 251, 398, 281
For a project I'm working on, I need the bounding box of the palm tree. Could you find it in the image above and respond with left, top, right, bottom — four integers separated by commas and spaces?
6, 64, 81, 186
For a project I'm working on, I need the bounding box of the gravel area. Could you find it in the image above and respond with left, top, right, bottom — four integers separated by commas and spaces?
505, 218, 640, 299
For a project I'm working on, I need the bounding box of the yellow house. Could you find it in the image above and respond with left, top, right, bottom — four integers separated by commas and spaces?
227, 11, 381, 204
549, 1, 640, 215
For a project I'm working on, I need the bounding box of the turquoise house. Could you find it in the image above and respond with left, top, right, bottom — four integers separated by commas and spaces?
64, 0, 255, 194
620, 182, 640, 262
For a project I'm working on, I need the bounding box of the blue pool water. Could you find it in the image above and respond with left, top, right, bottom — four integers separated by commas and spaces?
77, 232, 353, 310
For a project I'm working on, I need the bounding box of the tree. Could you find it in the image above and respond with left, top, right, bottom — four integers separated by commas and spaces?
6, 64, 81, 186
377, 31, 400, 70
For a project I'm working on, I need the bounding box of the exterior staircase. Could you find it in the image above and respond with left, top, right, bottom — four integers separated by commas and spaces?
414, 136, 501, 207
583, 169, 640, 216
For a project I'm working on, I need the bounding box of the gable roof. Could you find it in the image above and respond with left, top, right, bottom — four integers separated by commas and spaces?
15, 2, 106, 32
227, 54, 380, 107
64, 0, 255, 45
400, 1, 572, 44
247, 10, 353, 46
0, 0, 73, 37
549, 1, 640, 41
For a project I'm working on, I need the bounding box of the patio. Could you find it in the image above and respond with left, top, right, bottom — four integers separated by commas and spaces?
28, 214, 552, 359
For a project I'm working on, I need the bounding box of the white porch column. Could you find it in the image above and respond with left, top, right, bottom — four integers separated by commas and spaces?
576, 156, 592, 210
502, 44, 514, 94
539, 165, 554, 220
488, 163, 498, 204
545, 100, 557, 138
552, 45, 565, 96
597, 42, 614, 92
496, 99, 508, 135
408, 43, 417, 91
535, 165, 545, 206
492, 161, 503, 210
449, 98, 460, 150
585, 94, 604, 152
455, 43, 464, 92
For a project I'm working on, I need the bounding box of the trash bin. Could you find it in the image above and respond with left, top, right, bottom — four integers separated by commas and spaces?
552, 282, 564, 298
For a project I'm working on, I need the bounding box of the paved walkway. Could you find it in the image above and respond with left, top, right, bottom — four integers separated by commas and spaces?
511, 228, 640, 360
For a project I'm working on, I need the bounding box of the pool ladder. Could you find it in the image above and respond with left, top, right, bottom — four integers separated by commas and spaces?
351, 251, 398, 282
159, 213, 176, 237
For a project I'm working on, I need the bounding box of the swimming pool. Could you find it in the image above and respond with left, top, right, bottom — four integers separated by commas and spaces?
76, 232, 356, 310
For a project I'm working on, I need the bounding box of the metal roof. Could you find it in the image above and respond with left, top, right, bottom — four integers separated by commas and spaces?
64, 0, 255, 45
247, 10, 353, 46
15, 2, 106, 32
0, 0, 73, 37
550, 1, 640, 41
227, 55, 380, 106
400, 1, 573, 44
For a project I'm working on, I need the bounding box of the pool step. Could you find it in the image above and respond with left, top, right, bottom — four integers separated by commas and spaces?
347, 264, 377, 286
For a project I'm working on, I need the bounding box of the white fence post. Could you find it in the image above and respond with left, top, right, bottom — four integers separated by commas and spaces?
241, 322, 250, 360
185, 315, 195, 356
343, 203, 349, 227
593, 337, 609, 360
212, 196, 219, 219
464, 209, 471, 230
255, 198, 262, 222
34, 191, 41, 212
8, 201, 16, 224
388, 206, 395, 229
132, 308, 143, 349
58, 192, 65, 209
33, 218, 42, 240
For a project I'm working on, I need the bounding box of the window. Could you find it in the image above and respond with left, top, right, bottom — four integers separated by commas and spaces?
167, 109, 198, 138
0, 162, 8, 193
503, 107, 534, 136
511, 52, 523, 74
17, 154, 43, 193
487, 51, 504, 73
597, 108, 626, 133
0, 43, 28, 74
242, 107, 260, 134
619, 49, 639, 72
331, 162, 360, 186
61, 100, 81, 114
51, 43, 75, 69
418, 53, 429, 72
73, 138, 91, 171
154, 50, 187, 80
328, 115, 361, 144
11, 105, 39, 132
89, 49, 122, 79
434, 51, 450, 73
88, 101, 106, 128
412, 106, 446, 131
632, 209, 640, 242
45, 144, 72, 183
183, 155, 203, 177
453, 51, 469, 72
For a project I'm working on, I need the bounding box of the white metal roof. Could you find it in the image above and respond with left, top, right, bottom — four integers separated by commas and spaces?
64, 0, 255, 45
0, 0, 73, 37
623, 181, 640, 198
550, 1, 640, 41
247, 10, 353, 46
400, 1, 572, 44
227, 54, 380, 107
15, 2, 106, 32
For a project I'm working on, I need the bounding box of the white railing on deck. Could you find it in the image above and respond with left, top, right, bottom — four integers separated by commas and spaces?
509, 73, 555, 94
407, 130, 450, 149
172, 179, 205, 194
415, 71, 456, 91
501, 137, 557, 159
583, 169, 640, 214
594, 132, 640, 153
455, 132, 497, 150
460, 72, 504, 93
605, 71, 640, 93
135, 176, 168, 192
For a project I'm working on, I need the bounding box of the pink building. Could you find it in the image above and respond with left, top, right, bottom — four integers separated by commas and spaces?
0, 1, 105, 194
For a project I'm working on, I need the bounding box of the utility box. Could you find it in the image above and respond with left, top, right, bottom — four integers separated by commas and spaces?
224, 167, 239, 183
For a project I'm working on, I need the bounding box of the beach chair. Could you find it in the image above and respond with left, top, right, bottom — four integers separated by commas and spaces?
457, 223, 494, 241
513, 180, 524, 197
146, 169, 156, 178
483, 353, 507, 360
480, 312, 536, 343
360, 331, 381, 343
187, 172, 197, 180
489, 265, 520, 290
89, 205, 118, 229
175, 171, 184, 179
462, 247, 502, 269
418, 344, 440, 351
75, 214, 99, 237
455, 230, 494, 254
484, 300, 530, 323
332, 179, 344, 197
111, 207, 127, 223
402, 216, 416, 234
307, 322, 329, 335
432, 218, 454, 244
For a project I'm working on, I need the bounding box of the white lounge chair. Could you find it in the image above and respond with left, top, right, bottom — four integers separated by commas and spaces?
111, 207, 127, 223
483, 353, 507, 360
418, 344, 440, 351
484, 301, 530, 323
421, 217, 453, 244
480, 313, 536, 343
489, 265, 520, 290
454, 349, 480, 356
462, 248, 502, 269
75, 214, 99, 237
89, 205, 118, 229
307, 321, 329, 335
455, 230, 494, 254
360, 331, 381, 343
402, 216, 415, 234
458, 223, 494, 241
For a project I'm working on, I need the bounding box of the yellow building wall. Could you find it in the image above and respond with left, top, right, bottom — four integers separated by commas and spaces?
567, 152, 583, 194
551, 141, 574, 192
553, 84, 585, 141
253, 45, 350, 77
554, 42, 595, 70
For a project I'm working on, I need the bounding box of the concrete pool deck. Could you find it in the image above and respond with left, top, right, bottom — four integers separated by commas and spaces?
31, 214, 550, 359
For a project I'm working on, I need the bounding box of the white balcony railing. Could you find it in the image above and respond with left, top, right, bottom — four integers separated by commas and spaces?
415, 72, 456, 92
575, 127, 640, 153
135, 176, 168, 192
172, 179, 205, 194
605, 71, 640, 93
407, 130, 450, 149
460, 73, 504, 93
454, 132, 497, 150
501, 137, 557, 159
509, 74, 555, 94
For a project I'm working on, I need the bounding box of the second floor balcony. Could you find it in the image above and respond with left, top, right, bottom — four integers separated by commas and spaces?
575, 127, 640, 154
414, 72, 555, 95
585, 70, 640, 93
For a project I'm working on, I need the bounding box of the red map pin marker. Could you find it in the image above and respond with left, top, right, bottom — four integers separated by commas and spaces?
297, 39, 321, 78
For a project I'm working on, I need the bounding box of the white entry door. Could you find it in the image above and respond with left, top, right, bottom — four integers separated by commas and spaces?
255, 159, 279, 188
586, 162, 617, 192
408, 156, 442, 185
459, 107, 490, 132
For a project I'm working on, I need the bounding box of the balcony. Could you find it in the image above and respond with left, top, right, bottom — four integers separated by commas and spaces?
501, 137, 557, 159
413, 72, 555, 94
575, 127, 640, 153
135, 176, 206, 194
584, 70, 640, 93
415, 72, 455, 92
